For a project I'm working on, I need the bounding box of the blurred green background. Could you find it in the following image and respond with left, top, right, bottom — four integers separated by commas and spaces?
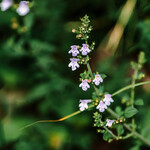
0, 0, 150, 149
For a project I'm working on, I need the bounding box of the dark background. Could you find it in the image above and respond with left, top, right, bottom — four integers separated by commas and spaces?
0, 0, 150, 149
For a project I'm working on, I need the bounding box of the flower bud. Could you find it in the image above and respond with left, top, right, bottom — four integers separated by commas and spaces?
72, 29, 76, 33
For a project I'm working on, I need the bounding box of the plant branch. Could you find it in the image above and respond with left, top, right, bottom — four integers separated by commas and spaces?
104, 126, 119, 140
111, 80, 150, 97
87, 62, 150, 147
107, 108, 150, 147
19, 80, 150, 131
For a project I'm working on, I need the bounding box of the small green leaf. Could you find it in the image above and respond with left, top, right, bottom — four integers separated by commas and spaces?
101, 74, 107, 79
98, 86, 104, 94
103, 131, 113, 141
135, 99, 144, 106
115, 106, 123, 116
117, 125, 124, 136
124, 107, 138, 118
130, 61, 137, 69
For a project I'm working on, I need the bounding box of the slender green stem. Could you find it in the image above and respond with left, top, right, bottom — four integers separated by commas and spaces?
19, 110, 82, 130
111, 80, 150, 97
104, 126, 118, 139
130, 69, 138, 132
122, 133, 133, 140
87, 63, 99, 95
87, 63, 93, 78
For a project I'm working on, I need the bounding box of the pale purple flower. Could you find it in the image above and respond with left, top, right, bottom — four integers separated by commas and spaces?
80, 44, 90, 56
16, 1, 29, 16
79, 100, 91, 111
0, 0, 12, 11
93, 74, 103, 86
79, 79, 90, 91
96, 101, 107, 112
68, 45, 79, 57
68, 58, 79, 71
106, 119, 114, 127
103, 94, 114, 106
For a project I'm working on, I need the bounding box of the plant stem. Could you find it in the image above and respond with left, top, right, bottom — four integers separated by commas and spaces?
111, 80, 150, 97
87, 63, 99, 96
104, 126, 118, 140
87, 63, 150, 147
107, 108, 150, 147
122, 133, 133, 140
130, 69, 138, 132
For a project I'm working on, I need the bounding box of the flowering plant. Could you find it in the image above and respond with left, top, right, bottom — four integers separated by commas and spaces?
21, 15, 150, 148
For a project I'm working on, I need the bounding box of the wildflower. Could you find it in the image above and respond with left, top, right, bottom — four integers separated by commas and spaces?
68, 45, 79, 57
96, 101, 107, 112
79, 100, 91, 111
79, 79, 90, 91
106, 119, 114, 127
103, 94, 114, 106
0, 0, 12, 11
80, 44, 90, 56
68, 58, 79, 71
93, 74, 103, 85
16, 1, 29, 16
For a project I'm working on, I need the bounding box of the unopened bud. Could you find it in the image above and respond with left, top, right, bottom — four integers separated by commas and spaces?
82, 59, 85, 62
78, 34, 82, 37
88, 79, 91, 83
72, 29, 76, 33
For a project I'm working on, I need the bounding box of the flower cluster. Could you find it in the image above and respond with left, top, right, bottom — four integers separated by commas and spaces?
79, 94, 114, 113
79, 74, 103, 91
96, 94, 114, 112
0, 0, 30, 16
69, 15, 127, 143
67, 15, 148, 144
68, 43, 91, 71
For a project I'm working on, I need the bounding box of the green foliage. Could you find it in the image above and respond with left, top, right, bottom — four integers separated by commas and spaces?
124, 107, 138, 118
93, 112, 103, 127
135, 99, 144, 106
116, 125, 124, 136
115, 106, 124, 116
0, 0, 150, 149
103, 131, 113, 141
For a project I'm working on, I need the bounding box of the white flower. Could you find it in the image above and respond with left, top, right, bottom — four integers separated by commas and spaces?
68, 45, 79, 57
106, 119, 114, 127
16, 1, 29, 16
80, 44, 90, 56
68, 58, 79, 71
79, 100, 91, 111
103, 94, 114, 106
93, 74, 103, 86
0, 0, 12, 11
79, 79, 90, 91
96, 101, 107, 112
